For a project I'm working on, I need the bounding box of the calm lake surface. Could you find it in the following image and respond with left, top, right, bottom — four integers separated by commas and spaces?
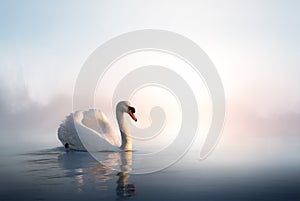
0, 145, 299, 201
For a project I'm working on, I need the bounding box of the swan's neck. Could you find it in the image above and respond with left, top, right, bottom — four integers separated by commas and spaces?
116, 110, 132, 151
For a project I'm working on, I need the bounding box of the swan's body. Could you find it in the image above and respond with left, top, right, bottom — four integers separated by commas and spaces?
58, 101, 137, 152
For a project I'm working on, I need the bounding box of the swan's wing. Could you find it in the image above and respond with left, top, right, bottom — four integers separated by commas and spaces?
79, 109, 121, 147
58, 113, 86, 151
58, 109, 121, 151
75, 116, 119, 152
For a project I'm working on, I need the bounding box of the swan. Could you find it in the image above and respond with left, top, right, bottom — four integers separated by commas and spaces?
58, 101, 137, 152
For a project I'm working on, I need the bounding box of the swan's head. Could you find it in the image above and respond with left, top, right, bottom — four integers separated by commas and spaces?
117, 101, 137, 122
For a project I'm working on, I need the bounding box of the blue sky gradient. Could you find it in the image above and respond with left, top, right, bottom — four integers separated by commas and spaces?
0, 0, 299, 153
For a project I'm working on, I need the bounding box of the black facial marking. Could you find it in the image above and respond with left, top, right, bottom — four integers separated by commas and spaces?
128, 106, 135, 113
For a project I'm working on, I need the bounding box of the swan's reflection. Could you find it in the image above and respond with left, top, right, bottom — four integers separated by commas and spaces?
57, 150, 135, 197
115, 152, 135, 198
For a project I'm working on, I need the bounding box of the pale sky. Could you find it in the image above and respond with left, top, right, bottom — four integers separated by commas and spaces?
0, 0, 299, 152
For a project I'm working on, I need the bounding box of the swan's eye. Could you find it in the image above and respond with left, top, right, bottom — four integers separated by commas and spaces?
128, 106, 135, 113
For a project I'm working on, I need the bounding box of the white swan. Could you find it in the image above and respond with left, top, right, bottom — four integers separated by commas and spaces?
57, 101, 137, 152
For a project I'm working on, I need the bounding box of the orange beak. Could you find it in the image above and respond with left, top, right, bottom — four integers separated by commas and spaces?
129, 110, 137, 122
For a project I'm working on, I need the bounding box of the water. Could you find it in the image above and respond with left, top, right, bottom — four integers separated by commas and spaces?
0, 146, 299, 201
